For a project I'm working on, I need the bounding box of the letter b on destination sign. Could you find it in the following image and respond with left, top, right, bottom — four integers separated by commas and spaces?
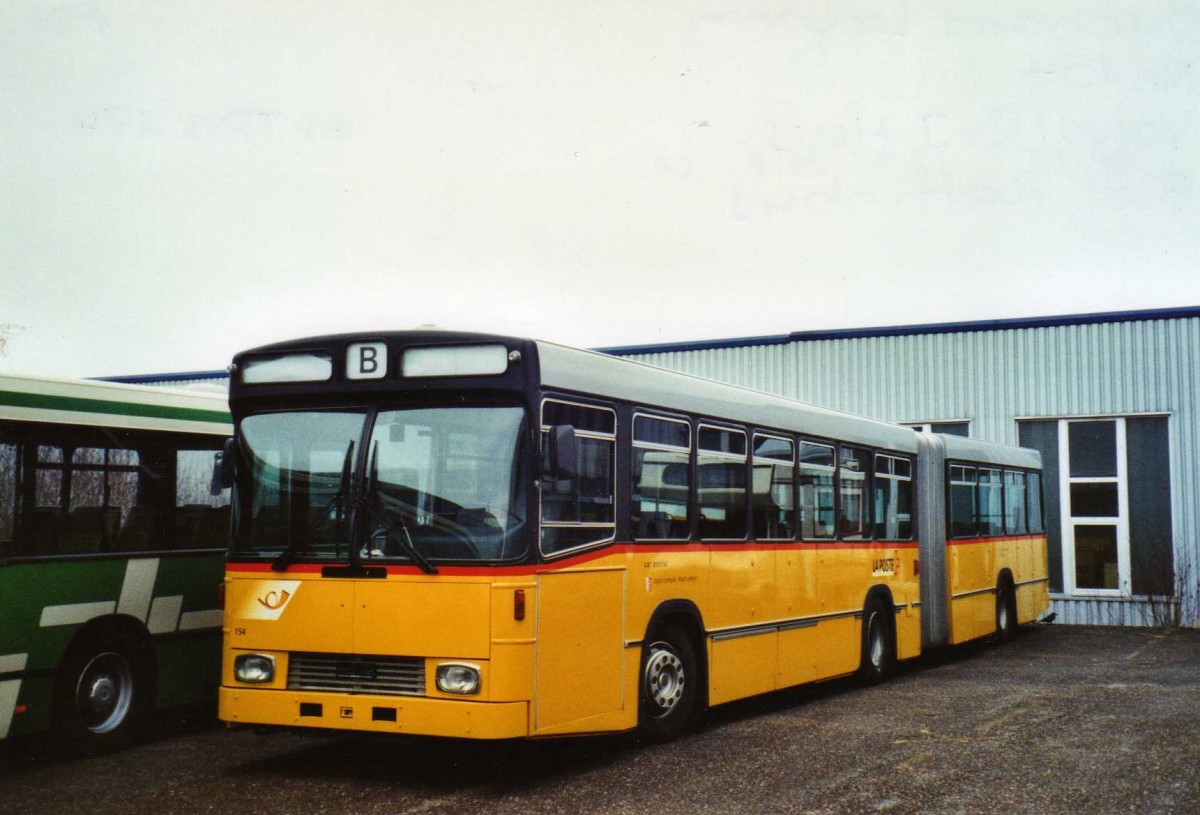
347, 342, 388, 380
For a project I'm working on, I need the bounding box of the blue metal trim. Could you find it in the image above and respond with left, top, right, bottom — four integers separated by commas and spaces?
97, 370, 229, 385
596, 305, 1200, 356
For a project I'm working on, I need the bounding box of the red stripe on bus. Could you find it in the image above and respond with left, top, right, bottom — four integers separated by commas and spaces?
226, 538, 925, 578
946, 535, 1045, 546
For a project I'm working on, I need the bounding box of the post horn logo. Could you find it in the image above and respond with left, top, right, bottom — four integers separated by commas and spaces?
258, 589, 292, 611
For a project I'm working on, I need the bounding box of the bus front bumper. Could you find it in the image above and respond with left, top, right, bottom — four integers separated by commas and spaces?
219, 687, 530, 740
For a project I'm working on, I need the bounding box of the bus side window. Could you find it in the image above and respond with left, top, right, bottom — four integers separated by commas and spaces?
27, 444, 65, 555
949, 464, 977, 537
873, 454, 913, 540
175, 448, 232, 549
631, 414, 690, 540
539, 400, 616, 555
799, 441, 835, 540
1027, 471, 1045, 534
838, 445, 871, 540
752, 434, 795, 540
978, 468, 1004, 537
1005, 470, 1027, 535
0, 438, 15, 556
698, 425, 747, 540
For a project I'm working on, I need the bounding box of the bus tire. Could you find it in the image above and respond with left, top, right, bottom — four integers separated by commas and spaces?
859, 597, 894, 685
53, 633, 152, 756
995, 582, 1017, 644
637, 627, 698, 743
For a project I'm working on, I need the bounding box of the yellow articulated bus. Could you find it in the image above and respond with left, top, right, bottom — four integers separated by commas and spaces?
217, 331, 1048, 742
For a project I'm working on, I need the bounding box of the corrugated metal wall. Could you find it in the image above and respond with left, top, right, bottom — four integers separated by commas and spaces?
624, 317, 1200, 628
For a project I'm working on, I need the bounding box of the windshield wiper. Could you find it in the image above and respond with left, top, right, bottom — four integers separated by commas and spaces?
272, 439, 355, 572
318, 439, 355, 538
357, 441, 438, 575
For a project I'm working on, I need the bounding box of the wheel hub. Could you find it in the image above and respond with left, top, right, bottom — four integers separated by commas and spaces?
88, 676, 117, 714
644, 645, 685, 717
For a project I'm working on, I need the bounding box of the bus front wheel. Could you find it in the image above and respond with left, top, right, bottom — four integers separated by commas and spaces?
54, 633, 151, 756
637, 627, 698, 742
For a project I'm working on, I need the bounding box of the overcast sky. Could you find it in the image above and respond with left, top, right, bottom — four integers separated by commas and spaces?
2, 1, 1198, 378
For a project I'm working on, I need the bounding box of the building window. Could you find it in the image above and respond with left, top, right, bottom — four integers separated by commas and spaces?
1061, 419, 1127, 594
1020, 416, 1172, 599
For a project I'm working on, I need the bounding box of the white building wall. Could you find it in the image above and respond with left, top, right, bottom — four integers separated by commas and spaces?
623, 316, 1200, 628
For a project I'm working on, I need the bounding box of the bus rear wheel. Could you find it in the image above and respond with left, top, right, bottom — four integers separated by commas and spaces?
637, 627, 698, 743
995, 583, 1017, 644
859, 597, 895, 685
54, 634, 151, 756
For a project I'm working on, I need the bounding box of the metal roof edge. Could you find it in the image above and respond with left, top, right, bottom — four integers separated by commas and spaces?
597, 305, 1200, 356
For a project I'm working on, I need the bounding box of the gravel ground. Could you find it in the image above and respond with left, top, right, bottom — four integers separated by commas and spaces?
1, 624, 1197, 815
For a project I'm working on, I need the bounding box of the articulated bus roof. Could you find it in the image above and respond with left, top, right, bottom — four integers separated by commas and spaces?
939, 433, 1042, 471
229, 331, 1047, 459
536, 340, 920, 454
0, 372, 231, 435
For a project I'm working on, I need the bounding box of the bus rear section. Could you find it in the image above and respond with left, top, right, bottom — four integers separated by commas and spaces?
915, 433, 1050, 650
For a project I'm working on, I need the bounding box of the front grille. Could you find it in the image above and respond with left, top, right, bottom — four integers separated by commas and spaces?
288, 653, 426, 696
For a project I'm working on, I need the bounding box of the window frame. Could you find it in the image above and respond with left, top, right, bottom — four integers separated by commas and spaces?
631, 411, 693, 543
696, 422, 749, 542
1, 420, 231, 560
872, 453, 914, 542
1003, 469, 1028, 536
798, 438, 837, 541
836, 443, 873, 542
1059, 417, 1130, 597
538, 397, 618, 559
751, 431, 796, 542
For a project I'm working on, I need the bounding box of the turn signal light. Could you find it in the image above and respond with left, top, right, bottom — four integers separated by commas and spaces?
514, 589, 526, 621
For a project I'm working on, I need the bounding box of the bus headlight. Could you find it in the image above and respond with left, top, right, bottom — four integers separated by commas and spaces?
234, 654, 276, 684
436, 663, 481, 695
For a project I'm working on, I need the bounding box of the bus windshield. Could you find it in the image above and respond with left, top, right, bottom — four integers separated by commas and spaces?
234, 410, 366, 562
231, 405, 528, 564
364, 406, 528, 563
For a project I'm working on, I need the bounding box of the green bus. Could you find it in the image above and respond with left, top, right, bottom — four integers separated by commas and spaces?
0, 373, 231, 754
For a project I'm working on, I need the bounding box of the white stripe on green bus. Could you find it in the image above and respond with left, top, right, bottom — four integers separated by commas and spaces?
38, 559, 221, 635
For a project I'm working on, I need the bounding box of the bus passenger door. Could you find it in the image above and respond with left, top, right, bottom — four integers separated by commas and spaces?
533, 568, 626, 735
